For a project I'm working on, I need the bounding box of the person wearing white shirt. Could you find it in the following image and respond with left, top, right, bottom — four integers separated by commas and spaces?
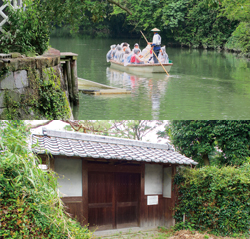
148, 28, 161, 63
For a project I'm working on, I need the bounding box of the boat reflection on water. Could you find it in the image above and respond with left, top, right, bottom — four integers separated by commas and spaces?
106, 67, 169, 119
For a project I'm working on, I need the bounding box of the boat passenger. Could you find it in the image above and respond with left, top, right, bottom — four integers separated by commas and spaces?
158, 46, 169, 63
122, 42, 131, 52
130, 49, 144, 64
141, 45, 153, 63
132, 43, 141, 54
106, 44, 116, 62
148, 28, 161, 63
124, 48, 132, 66
114, 45, 123, 62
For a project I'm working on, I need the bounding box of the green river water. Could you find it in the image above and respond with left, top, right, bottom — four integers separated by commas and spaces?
50, 37, 250, 119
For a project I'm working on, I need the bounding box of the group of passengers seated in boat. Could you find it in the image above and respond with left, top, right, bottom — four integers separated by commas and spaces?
106, 42, 169, 66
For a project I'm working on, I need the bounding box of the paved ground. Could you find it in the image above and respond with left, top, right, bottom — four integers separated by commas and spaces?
93, 228, 248, 239
93, 227, 166, 239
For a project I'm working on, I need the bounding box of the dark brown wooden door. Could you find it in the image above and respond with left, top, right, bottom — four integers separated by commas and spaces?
88, 172, 140, 230
88, 172, 114, 230
115, 173, 140, 229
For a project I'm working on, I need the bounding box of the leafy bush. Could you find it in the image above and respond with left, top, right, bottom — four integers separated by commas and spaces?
225, 22, 250, 55
0, 0, 108, 54
0, 121, 91, 238
174, 165, 250, 236
172, 0, 238, 49
35, 69, 71, 120
0, 0, 50, 55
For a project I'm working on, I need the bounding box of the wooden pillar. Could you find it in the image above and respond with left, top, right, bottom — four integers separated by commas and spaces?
112, 172, 116, 229
171, 165, 177, 226
50, 156, 55, 171
140, 163, 145, 227
70, 59, 79, 105
66, 60, 73, 102
82, 160, 88, 226
163, 165, 177, 227
62, 63, 69, 100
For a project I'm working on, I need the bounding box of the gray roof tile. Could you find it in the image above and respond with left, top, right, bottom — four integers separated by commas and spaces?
32, 129, 198, 165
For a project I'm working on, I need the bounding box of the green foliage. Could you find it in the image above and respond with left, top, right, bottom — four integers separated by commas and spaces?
220, 0, 250, 55
36, 69, 71, 120
0, 121, 92, 238
113, 0, 238, 49
159, 120, 250, 166
2, 90, 29, 120
225, 22, 250, 55
2, 68, 71, 120
171, 0, 238, 48
1, 0, 50, 55
173, 221, 195, 231
174, 165, 250, 236
0, 0, 108, 54
161, 120, 217, 166
220, 0, 250, 22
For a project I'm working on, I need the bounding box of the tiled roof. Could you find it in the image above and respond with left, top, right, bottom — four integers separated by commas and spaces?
32, 128, 198, 165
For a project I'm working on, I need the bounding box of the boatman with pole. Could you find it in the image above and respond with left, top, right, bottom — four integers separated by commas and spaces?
140, 29, 169, 75
148, 28, 161, 63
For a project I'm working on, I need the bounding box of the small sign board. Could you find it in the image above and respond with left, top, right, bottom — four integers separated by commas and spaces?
147, 195, 158, 205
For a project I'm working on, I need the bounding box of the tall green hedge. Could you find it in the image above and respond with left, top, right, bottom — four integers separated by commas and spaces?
0, 121, 92, 238
174, 165, 250, 236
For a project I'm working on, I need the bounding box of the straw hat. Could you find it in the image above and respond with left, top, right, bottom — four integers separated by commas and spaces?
151, 28, 160, 32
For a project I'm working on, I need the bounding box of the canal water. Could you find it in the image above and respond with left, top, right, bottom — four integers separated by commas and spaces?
50, 37, 250, 119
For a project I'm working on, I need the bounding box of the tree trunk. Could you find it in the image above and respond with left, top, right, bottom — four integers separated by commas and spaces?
203, 154, 210, 166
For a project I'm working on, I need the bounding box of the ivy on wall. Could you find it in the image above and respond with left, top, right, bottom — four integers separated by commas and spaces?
1, 68, 71, 120
174, 165, 250, 236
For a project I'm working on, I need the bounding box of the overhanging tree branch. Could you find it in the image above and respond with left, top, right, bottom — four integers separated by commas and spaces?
107, 0, 132, 15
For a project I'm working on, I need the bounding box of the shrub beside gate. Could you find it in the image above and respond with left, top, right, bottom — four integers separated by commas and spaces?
174, 164, 250, 236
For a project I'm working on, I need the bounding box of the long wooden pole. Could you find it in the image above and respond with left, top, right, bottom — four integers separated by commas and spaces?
140, 30, 169, 76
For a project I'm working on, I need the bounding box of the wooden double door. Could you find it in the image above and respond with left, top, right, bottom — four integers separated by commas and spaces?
88, 171, 140, 230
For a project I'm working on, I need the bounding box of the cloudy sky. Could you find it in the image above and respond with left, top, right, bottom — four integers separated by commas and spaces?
28, 120, 169, 144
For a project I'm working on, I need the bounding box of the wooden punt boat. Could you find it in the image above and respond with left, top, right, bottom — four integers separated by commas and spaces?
109, 60, 173, 73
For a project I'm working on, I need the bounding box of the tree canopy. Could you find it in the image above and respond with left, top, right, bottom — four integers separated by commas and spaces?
1, 0, 249, 55
158, 120, 250, 166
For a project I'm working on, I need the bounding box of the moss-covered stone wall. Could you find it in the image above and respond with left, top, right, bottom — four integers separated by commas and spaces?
0, 49, 73, 119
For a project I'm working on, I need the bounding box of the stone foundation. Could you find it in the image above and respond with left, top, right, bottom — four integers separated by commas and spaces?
0, 48, 75, 119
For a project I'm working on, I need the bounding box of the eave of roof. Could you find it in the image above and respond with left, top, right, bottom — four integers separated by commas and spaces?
32, 128, 198, 165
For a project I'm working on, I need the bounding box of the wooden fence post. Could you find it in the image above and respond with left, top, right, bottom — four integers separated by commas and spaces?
70, 59, 79, 105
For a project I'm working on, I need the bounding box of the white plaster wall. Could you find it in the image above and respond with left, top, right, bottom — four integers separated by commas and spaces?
145, 164, 163, 195
55, 158, 82, 197
163, 167, 172, 198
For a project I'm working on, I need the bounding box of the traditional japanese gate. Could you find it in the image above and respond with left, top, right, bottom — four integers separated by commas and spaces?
88, 171, 140, 230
